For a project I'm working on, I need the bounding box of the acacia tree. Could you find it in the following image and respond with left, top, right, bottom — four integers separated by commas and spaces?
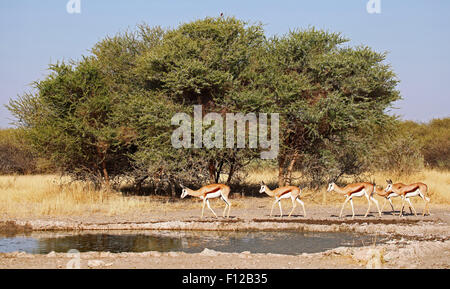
8, 17, 401, 192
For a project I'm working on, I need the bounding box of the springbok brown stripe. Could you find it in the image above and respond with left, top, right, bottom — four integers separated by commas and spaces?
204, 187, 221, 196
350, 185, 364, 195
279, 189, 292, 197
404, 186, 420, 194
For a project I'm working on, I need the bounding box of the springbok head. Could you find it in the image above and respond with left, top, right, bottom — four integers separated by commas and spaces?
385, 179, 393, 192
180, 184, 188, 199
259, 181, 267, 194
327, 182, 335, 192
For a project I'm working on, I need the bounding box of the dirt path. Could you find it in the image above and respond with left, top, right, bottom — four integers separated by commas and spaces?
2, 201, 449, 226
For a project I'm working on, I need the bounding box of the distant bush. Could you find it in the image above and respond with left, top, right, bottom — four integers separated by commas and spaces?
361, 120, 420, 175
0, 129, 34, 174
420, 118, 450, 170
367, 118, 449, 175
399, 118, 450, 170
0, 129, 53, 175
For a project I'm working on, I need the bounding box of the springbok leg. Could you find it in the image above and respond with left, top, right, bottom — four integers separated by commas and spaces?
206, 199, 218, 218
339, 196, 350, 218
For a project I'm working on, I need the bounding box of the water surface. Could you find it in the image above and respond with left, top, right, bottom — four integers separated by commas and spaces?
0, 230, 384, 255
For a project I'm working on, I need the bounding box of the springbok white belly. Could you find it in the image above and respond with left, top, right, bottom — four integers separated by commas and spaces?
405, 189, 420, 198
351, 190, 366, 198
388, 192, 399, 198
279, 192, 292, 199
203, 191, 222, 200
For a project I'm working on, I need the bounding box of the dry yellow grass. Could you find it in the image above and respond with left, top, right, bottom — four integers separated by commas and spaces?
0, 169, 448, 218
245, 168, 450, 205
0, 175, 151, 217
0, 175, 247, 218
371, 169, 450, 204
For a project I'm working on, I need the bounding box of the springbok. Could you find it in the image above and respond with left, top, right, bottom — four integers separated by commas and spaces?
373, 184, 400, 214
385, 179, 431, 217
374, 183, 416, 215
259, 181, 306, 217
180, 183, 232, 218
327, 182, 381, 219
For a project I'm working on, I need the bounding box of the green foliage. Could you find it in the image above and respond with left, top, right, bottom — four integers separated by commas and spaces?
8, 58, 133, 184
398, 118, 450, 170
129, 17, 265, 191
366, 118, 450, 175
230, 28, 401, 186
369, 121, 424, 175
7, 17, 406, 191
135, 17, 264, 104
0, 129, 46, 174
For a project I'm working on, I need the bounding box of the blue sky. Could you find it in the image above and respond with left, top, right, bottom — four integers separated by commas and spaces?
0, 0, 449, 127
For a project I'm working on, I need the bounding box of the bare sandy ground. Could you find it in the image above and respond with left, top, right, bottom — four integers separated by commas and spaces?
0, 239, 448, 269
1, 202, 449, 269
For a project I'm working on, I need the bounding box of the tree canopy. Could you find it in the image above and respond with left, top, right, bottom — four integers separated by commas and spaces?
8, 16, 401, 191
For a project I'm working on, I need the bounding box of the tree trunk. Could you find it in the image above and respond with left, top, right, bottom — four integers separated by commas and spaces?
278, 154, 286, 187
286, 152, 299, 186
208, 159, 216, 184
101, 161, 110, 191
226, 156, 236, 185
135, 175, 148, 194
97, 145, 110, 191
170, 181, 176, 199
215, 160, 224, 183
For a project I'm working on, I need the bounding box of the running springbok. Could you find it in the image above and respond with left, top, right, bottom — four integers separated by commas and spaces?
385, 179, 431, 217
327, 182, 381, 219
180, 183, 232, 218
259, 181, 306, 217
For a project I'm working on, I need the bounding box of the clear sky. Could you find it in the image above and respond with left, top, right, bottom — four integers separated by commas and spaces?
1, 0, 449, 128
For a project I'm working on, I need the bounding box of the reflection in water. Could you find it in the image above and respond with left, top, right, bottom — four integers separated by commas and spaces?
0, 230, 382, 255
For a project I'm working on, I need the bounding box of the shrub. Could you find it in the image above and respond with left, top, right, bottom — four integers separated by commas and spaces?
0, 129, 37, 174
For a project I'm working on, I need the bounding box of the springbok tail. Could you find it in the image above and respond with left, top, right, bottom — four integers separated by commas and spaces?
420, 188, 431, 202
370, 184, 376, 198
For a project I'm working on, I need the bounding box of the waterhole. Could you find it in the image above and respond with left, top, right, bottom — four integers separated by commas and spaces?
0, 230, 385, 255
